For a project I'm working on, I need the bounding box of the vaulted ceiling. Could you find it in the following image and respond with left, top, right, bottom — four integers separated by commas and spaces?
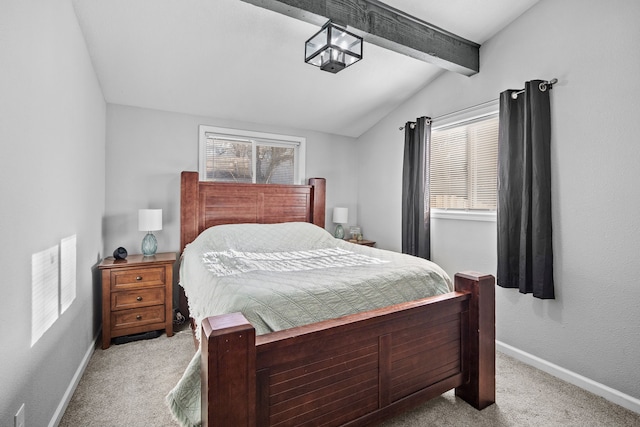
72, 0, 538, 137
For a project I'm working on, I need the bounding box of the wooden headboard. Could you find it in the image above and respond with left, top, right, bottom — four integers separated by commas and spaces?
180, 171, 326, 252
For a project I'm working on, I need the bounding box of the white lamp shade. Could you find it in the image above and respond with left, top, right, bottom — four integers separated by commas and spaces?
138, 209, 162, 231
332, 207, 348, 224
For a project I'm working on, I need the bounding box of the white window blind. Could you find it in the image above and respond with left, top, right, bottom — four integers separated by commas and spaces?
431, 113, 499, 210
199, 126, 305, 184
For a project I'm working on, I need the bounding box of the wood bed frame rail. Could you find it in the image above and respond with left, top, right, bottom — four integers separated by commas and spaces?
201, 272, 495, 426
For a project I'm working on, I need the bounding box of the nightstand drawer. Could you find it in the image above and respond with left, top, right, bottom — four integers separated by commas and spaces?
111, 288, 165, 311
111, 267, 165, 290
111, 305, 165, 330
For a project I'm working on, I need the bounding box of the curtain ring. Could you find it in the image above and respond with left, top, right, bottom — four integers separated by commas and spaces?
511, 90, 524, 99
399, 122, 416, 131
539, 78, 558, 92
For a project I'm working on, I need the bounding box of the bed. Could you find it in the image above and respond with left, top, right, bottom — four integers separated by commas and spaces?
169, 171, 495, 426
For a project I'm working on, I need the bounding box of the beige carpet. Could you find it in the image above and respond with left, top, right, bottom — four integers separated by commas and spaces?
59, 325, 640, 427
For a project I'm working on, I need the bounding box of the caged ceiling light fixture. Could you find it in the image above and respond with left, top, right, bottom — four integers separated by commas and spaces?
304, 21, 363, 73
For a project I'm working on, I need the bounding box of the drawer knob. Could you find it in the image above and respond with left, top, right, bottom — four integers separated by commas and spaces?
136, 315, 142, 320
136, 296, 143, 301
136, 276, 142, 281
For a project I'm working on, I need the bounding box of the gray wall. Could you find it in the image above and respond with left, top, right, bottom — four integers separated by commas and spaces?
2, 0, 639, 425
356, 0, 640, 403
0, 1, 106, 426
104, 104, 359, 275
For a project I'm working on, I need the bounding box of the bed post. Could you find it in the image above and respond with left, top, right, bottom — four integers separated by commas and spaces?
181, 171, 200, 252
454, 272, 495, 409
308, 177, 326, 228
201, 313, 256, 426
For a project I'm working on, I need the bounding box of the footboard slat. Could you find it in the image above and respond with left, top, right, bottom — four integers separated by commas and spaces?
378, 334, 392, 408
270, 354, 378, 405
270, 366, 379, 414
271, 375, 379, 426
263, 331, 382, 426
201, 272, 495, 426
392, 340, 461, 381
269, 343, 378, 396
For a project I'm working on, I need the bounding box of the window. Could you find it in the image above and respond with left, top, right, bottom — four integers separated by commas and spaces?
199, 125, 305, 184
430, 106, 499, 212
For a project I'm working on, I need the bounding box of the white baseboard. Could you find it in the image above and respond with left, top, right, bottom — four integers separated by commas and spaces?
49, 330, 100, 427
496, 340, 640, 415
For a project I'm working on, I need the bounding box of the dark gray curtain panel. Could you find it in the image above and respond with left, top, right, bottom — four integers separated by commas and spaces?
402, 116, 431, 259
497, 80, 555, 299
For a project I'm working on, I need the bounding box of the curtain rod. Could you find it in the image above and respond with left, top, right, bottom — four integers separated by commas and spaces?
398, 116, 431, 131
511, 78, 557, 99
399, 98, 495, 131
399, 78, 558, 130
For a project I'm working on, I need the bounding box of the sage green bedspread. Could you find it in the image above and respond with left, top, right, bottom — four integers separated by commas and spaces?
166, 222, 452, 427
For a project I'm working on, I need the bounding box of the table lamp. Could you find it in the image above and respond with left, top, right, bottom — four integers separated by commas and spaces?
139, 209, 162, 256
332, 207, 348, 239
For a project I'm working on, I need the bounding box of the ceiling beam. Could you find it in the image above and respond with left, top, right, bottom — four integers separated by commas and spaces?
240, 0, 480, 75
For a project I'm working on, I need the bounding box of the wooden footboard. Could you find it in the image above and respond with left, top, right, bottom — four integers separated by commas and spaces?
200, 272, 495, 426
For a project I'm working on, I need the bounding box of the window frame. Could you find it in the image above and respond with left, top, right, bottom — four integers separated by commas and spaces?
198, 125, 306, 185
430, 100, 499, 222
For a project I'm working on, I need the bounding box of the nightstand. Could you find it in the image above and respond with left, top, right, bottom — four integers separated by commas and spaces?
347, 239, 376, 247
99, 252, 176, 349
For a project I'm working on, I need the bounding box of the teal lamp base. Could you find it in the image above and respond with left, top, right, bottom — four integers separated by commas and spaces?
141, 232, 158, 256
334, 224, 345, 239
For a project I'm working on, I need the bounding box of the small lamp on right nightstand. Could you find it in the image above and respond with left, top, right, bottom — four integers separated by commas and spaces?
332, 207, 348, 239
